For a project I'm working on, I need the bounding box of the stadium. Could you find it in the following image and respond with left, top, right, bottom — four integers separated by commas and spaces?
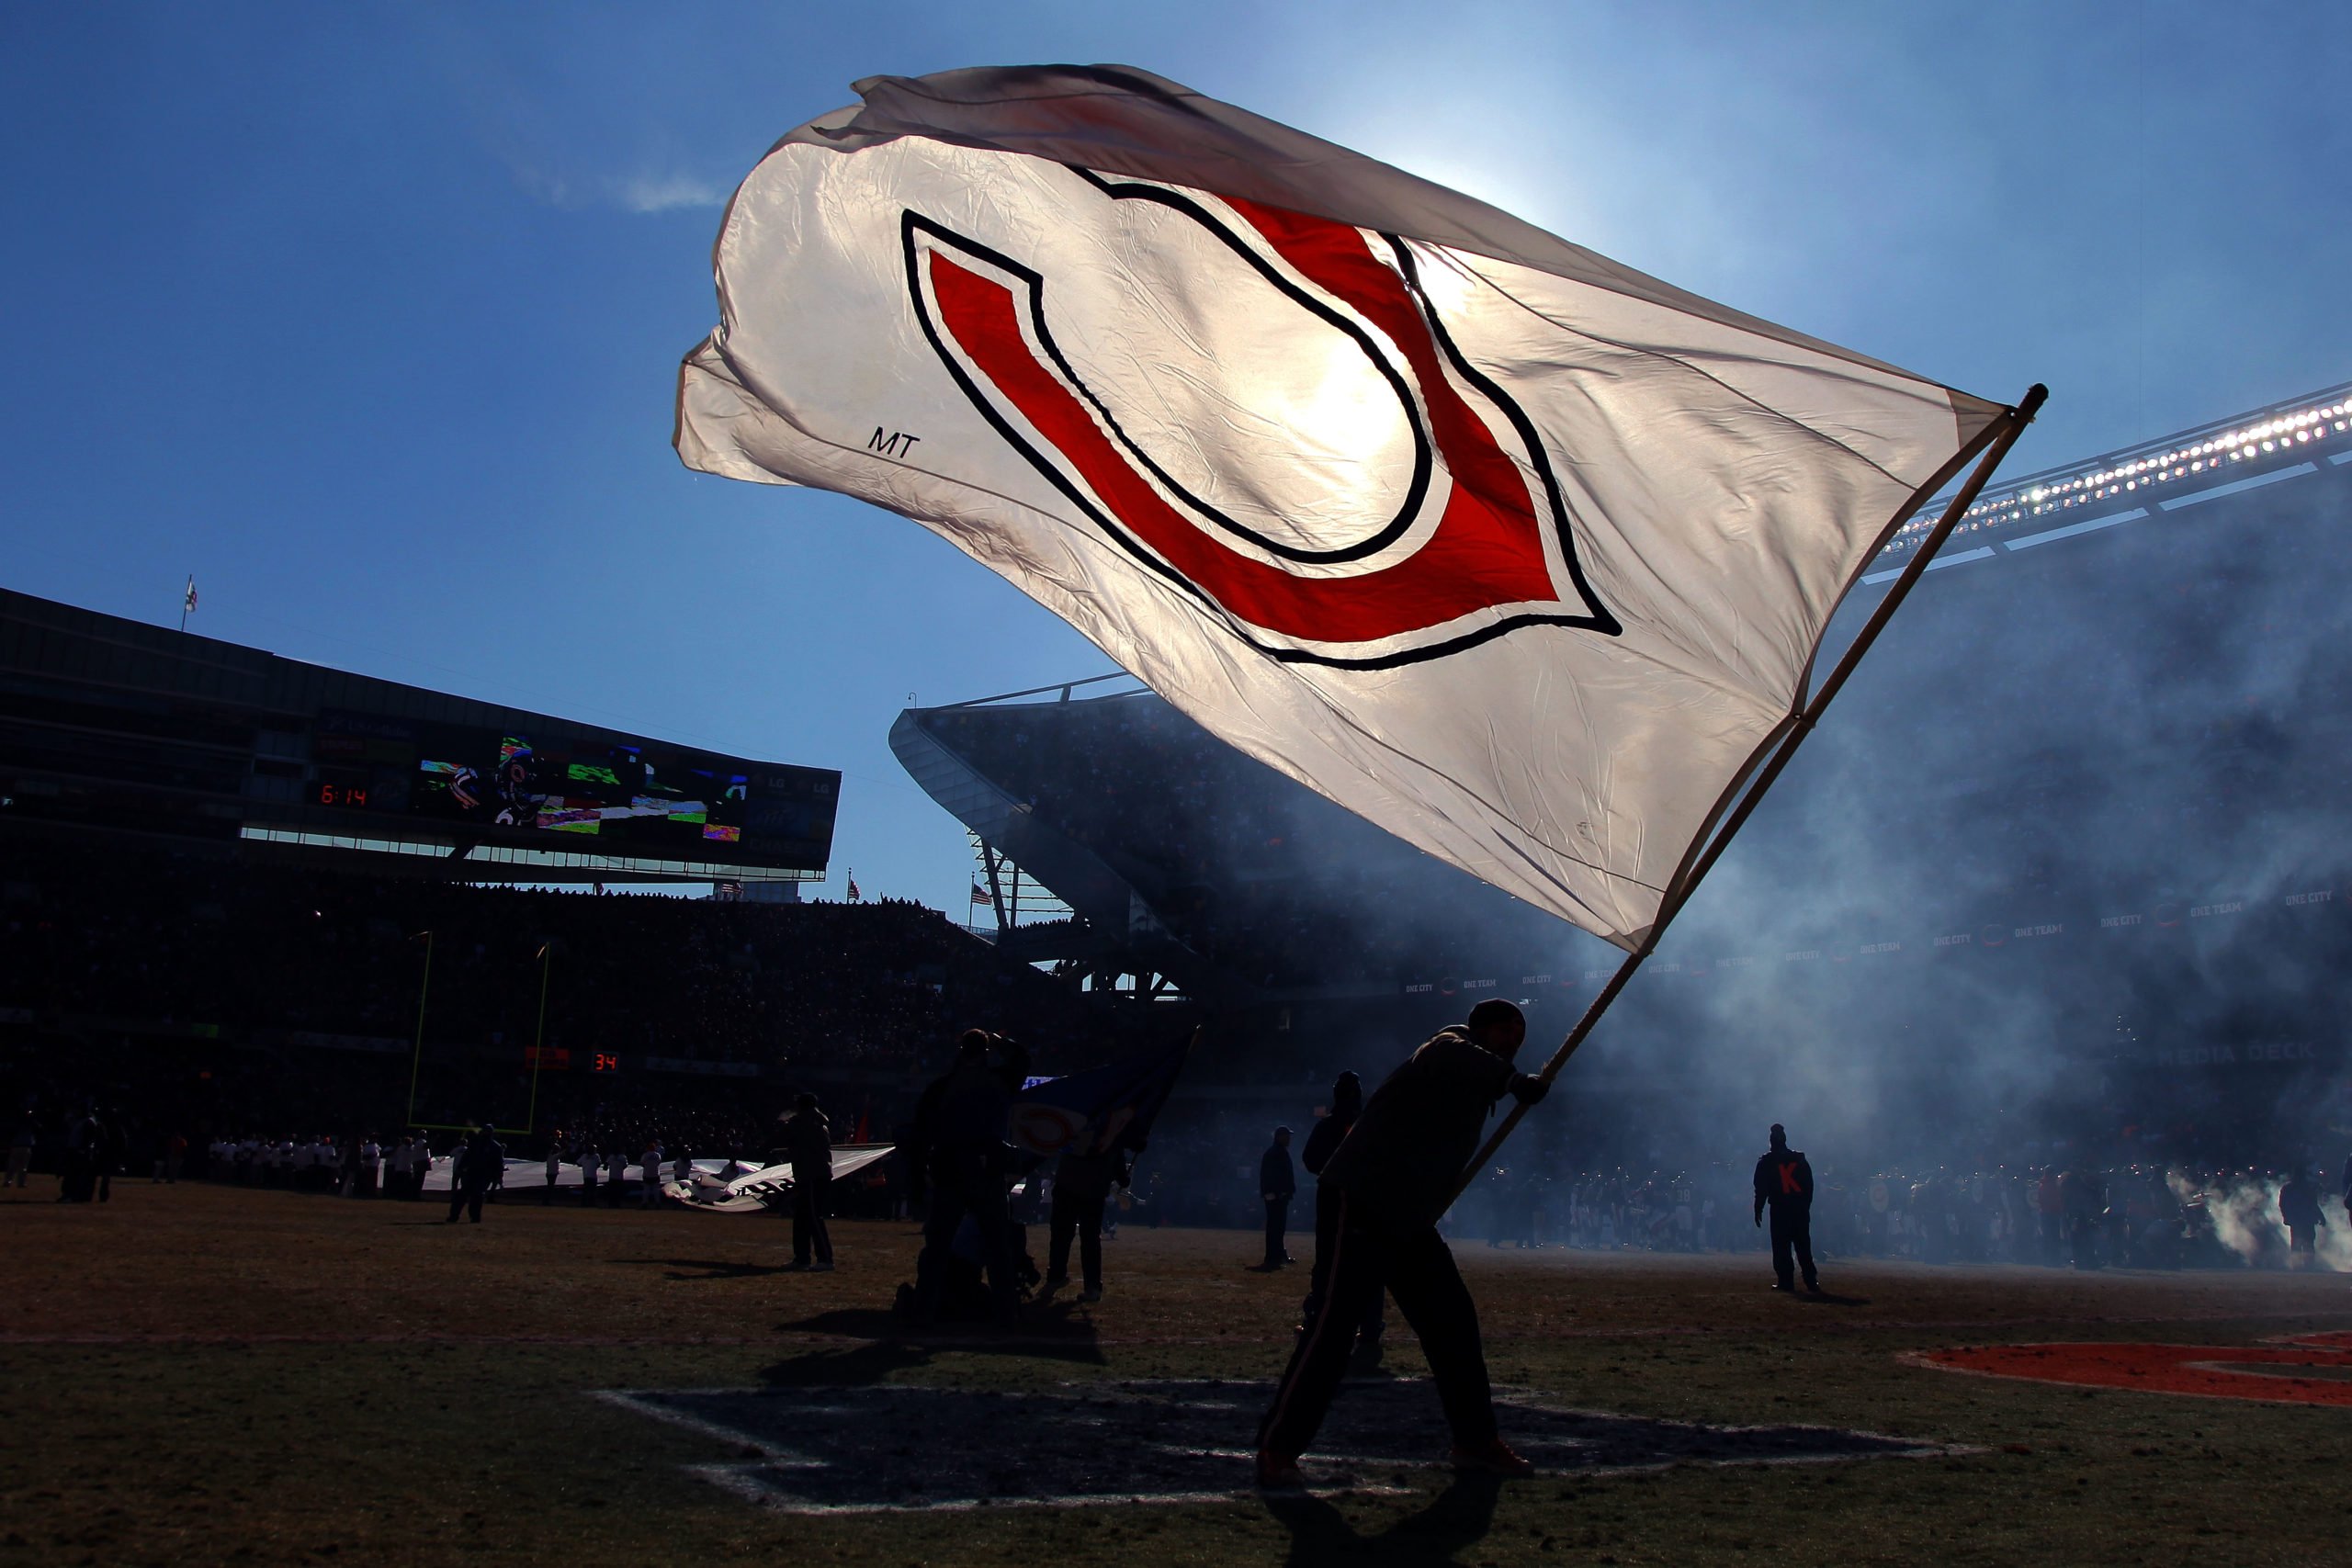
17, 380, 2349, 1218
894, 380, 2352, 1188
10, 380, 2352, 1563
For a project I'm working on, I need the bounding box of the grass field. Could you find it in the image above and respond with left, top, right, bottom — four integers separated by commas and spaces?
6, 1181, 2350, 1567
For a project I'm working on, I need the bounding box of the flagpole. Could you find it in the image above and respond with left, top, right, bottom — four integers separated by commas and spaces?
524, 942, 552, 1138
1449, 384, 2048, 1202
403, 931, 435, 1131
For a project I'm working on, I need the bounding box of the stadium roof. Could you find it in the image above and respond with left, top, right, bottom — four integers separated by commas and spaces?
896, 379, 2352, 998
1870, 378, 2351, 581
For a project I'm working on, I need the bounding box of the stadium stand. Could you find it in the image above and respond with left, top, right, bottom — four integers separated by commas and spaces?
899, 382, 2352, 1188
7, 383, 2349, 1233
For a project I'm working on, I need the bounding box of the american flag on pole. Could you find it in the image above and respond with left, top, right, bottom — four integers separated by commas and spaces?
678, 66, 2008, 949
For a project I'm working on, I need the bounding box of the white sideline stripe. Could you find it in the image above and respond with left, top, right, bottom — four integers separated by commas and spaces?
684, 1465, 1355, 1514
588, 1390, 823, 1466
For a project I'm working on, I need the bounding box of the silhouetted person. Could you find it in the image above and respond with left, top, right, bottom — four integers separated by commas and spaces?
1752, 1124, 1817, 1292
94, 1110, 124, 1202
909, 1029, 1030, 1323
785, 1092, 834, 1270
59, 1107, 100, 1202
2279, 1169, 2326, 1266
1300, 1070, 1385, 1371
2058, 1166, 2102, 1269
1257, 999, 1551, 1489
637, 1140, 662, 1208
6, 1118, 31, 1188
446, 1124, 503, 1224
1046, 1122, 1129, 1303
1258, 1126, 1296, 1269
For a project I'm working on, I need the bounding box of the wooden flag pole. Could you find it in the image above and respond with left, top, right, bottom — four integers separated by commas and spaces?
523, 942, 552, 1139
1449, 384, 2048, 1203
402, 930, 435, 1133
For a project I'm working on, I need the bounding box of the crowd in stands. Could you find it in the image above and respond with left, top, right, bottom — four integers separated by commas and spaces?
0, 839, 1112, 1074
9, 831, 2345, 1277
0, 835, 1161, 1213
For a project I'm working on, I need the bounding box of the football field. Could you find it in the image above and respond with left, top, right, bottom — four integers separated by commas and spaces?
6, 1182, 2348, 1566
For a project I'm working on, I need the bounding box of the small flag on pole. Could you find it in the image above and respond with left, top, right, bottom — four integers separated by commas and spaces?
180, 575, 198, 631
970, 883, 991, 905
844, 873, 862, 902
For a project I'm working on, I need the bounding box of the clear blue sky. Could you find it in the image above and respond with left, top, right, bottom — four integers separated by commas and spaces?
2, 3, 2344, 912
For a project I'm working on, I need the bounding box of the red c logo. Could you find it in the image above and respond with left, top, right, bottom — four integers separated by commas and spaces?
904, 172, 1618, 669
1012, 1104, 1081, 1155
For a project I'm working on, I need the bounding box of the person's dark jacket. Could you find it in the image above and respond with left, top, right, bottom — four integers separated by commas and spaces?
2280, 1178, 2324, 1231
1300, 1118, 1347, 1179
1753, 1148, 1814, 1219
1261, 1142, 1295, 1201
1320, 1028, 1518, 1229
1300, 1074, 1363, 1179
1055, 1145, 1125, 1203
784, 1111, 831, 1179
458, 1134, 505, 1187
911, 1038, 1031, 1186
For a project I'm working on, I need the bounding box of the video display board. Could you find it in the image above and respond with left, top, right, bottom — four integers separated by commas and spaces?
309, 710, 836, 869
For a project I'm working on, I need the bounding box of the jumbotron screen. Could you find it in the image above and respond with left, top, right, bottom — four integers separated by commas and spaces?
309, 710, 836, 868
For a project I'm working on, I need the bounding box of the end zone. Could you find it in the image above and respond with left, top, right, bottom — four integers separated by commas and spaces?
1913, 1331, 2352, 1405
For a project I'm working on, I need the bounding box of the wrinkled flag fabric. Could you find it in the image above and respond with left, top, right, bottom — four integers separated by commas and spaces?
1008, 1033, 1193, 1158
677, 64, 2007, 948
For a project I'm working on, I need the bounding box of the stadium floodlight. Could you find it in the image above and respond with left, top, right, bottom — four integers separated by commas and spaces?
1875, 379, 2350, 554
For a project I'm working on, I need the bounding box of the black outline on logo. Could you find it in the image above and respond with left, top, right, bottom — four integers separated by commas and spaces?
901, 177, 1621, 670
1057, 170, 1430, 566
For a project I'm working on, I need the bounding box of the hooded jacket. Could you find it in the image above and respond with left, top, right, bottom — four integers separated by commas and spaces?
1318, 1027, 1515, 1229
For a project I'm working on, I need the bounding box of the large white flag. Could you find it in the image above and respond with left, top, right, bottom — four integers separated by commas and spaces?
678, 65, 2007, 949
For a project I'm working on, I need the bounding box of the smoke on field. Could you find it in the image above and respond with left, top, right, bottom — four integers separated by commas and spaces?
1584, 461, 2352, 1179
1228, 459, 2352, 1186
2165, 1170, 2352, 1272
